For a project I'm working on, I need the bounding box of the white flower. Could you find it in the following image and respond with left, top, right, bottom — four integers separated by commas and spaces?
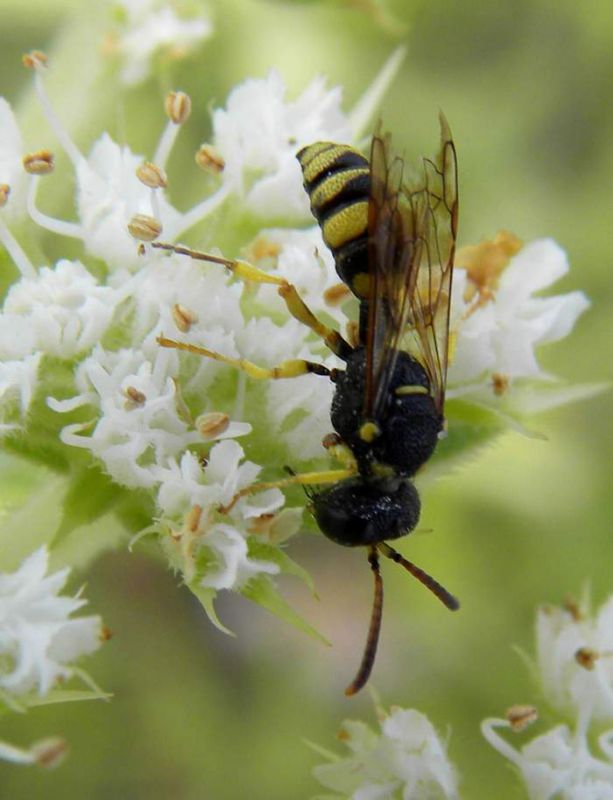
110, 1, 213, 86
127, 254, 244, 373
3, 260, 119, 358
535, 597, 613, 724
209, 48, 405, 221
235, 313, 337, 461
313, 706, 459, 800
77, 134, 181, 270
212, 71, 352, 219
14, 57, 200, 272
198, 439, 264, 510
449, 237, 589, 394
155, 441, 266, 519
49, 345, 202, 489
156, 441, 285, 591
0, 98, 27, 221
199, 523, 280, 591
484, 598, 613, 799
0, 548, 102, 696
482, 716, 613, 800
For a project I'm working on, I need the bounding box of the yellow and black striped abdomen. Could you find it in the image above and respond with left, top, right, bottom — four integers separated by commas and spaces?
297, 142, 370, 299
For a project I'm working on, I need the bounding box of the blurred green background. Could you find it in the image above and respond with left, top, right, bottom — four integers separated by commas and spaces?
1, 0, 612, 797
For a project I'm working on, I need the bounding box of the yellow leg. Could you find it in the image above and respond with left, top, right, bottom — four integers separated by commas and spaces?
152, 242, 352, 359
277, 283, 351, 359
219, 467, 356, 514
157, 336, 333, 380
321, 434, 356, 470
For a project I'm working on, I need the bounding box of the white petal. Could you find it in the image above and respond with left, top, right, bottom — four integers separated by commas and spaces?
523, 291, 590, 345
0, 353, 42, 423
240, 488, 285, 519
199, 524, 279, 591
0, 548, 102, 697
500, 239, 570, 301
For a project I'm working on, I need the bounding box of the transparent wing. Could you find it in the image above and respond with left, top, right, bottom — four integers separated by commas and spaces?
364, 114, 458, 419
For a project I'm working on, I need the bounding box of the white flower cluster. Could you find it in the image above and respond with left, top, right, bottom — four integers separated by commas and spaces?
483, 595, 613, 799
106, 0, 213, 86
312, 705, 459, 799
0, 548, 102, 698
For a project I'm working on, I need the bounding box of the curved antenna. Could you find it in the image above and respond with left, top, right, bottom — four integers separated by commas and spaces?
345, 546, 384, 697
378, 542, 459, 611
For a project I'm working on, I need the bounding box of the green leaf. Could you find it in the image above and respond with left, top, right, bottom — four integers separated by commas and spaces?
424, 398, 507, 485
248, 540, 317, 595
242, 575, 330, 645
25, 688, 112, 708
0, 456, 134, 573
0, 453, 51, 513
54, 465, 130, 545
188, 583, 236, 637
3, 357, 82, 472
0, 675, 110, 715
49, 511, 131, 572
0, 473, 67, 571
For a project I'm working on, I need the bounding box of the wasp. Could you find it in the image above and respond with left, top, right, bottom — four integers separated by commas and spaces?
155, 113, 459, 695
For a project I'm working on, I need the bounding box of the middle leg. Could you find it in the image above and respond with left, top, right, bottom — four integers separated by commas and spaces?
157, 336, 336, 381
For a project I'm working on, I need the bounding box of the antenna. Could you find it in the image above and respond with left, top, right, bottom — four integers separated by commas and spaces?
345, 546, 384, 696
378, 541, 459, 610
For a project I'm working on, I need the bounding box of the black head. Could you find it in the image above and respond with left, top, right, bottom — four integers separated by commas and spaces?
312, 476, 420, 548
